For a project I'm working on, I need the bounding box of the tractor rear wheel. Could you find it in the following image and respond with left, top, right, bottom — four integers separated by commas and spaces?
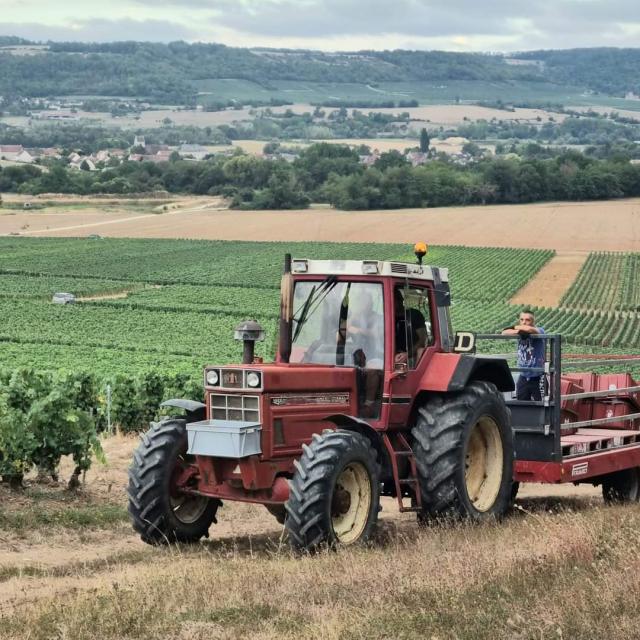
602, 468, 640, 504
412, 381, 514, 520
128, 418, 220, 544
285, 430, 380, 552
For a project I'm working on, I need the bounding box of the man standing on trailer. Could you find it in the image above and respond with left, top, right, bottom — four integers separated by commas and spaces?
502, 309, 546, 401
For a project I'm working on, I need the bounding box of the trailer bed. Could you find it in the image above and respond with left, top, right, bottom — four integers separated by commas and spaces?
516, 428, 640, 484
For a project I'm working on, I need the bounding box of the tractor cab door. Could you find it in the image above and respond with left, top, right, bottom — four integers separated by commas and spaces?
388, 283, 438, 426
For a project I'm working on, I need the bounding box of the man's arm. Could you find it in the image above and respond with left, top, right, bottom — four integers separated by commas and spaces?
512, 325, 541, 334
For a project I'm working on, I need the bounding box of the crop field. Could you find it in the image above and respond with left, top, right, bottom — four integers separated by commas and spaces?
193, 78, 640, 111
6, 196, 639, 253
0, 237, 555, 378
560, 252, 640, 311
0, 236, 637, 393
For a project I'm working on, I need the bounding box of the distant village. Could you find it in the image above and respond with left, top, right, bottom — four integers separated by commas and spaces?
0, 135, 481, 171
0, 97, 486, 170
0, 136, 217, 170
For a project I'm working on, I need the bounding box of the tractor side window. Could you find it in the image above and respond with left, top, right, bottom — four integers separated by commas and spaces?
394, 286, 434, 369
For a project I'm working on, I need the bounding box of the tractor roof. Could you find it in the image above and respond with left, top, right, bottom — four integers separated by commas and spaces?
291, 259, 448, 282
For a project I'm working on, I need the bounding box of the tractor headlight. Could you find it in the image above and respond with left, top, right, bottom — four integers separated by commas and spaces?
206, 369, 220, 386
246, 371, 261, 388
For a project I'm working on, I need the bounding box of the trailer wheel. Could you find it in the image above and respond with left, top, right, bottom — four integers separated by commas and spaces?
128, 418, 221, 545
602, 468, 640, 504
412, 381, 514, 520
285, 430, 380, 551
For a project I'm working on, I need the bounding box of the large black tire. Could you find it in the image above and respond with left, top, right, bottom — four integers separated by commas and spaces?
602, 468, 640, 504
128, 419, 221, 544
285, 430, 380, 551
412, 381, 514, 521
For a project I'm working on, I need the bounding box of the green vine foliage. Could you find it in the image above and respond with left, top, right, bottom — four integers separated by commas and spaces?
0, 366, 203, 487
0, 369, 103, 487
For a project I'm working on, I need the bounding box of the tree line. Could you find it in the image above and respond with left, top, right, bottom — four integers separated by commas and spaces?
2, 144, 639, 210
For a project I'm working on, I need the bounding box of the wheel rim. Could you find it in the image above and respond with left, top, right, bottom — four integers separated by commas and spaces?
169, 452, 210, 524
331, 462, 372, 544
465, 416, 504, 512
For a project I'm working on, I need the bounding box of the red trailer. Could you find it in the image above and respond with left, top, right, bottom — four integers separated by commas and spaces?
128, 246, 640, 550
504, 347, 640, 498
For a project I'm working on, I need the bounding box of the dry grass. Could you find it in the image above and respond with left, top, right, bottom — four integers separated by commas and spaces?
0, 434, 637, 638
3, 502, 640, 639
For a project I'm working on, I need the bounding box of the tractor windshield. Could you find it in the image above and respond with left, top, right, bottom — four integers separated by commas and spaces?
290, 281, 385, 369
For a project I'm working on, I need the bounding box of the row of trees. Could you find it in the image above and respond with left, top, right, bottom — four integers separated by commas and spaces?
457, 115, 640, 147
2, 144, 639, 210
0, 122, 230, 153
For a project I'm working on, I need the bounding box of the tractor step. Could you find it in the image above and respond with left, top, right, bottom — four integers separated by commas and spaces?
382, 432, 422, 512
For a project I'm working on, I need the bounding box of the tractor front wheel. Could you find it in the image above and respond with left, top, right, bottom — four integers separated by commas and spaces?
602, 468, 640, 504
412, 381, 514, 521
128, 418, 220, 544
285, 430, 380, 551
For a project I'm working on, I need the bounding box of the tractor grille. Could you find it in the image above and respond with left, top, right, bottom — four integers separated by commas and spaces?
210, 393, 260, 423
390, 263, 408, 274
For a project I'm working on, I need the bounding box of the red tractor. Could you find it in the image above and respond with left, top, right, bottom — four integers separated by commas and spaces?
128, 246, 640, 550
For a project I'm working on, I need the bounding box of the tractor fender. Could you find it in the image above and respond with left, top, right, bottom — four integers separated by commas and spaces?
420, 353, 515, 393
160, 398, 206, 422
323, 414, 388, 471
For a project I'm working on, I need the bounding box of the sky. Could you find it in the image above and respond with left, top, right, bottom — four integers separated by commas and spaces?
1, 0, 639, 52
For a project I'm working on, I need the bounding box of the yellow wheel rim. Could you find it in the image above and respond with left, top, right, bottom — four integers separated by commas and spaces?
465, 416, 504, 512
331, 462, 372, 544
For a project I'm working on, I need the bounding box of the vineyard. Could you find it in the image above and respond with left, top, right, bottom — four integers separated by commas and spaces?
0, 237, 554, 375
560, 252, 640, 311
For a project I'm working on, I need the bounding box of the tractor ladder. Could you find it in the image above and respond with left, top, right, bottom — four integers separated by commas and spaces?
382, 432, 422, 512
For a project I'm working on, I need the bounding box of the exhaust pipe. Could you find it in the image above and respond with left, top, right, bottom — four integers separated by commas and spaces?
279, 253, 293, 363
234, 320, 265, 364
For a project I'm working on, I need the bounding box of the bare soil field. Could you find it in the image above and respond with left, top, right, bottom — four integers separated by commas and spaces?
216, 136, 491, 156
4, 196, 639, 252
355, 104, 567, 125
510, 251, 588, 307
1, 103, 568, 131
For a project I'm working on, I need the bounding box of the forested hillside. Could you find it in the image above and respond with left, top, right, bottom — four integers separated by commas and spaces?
1, 39, 639, 102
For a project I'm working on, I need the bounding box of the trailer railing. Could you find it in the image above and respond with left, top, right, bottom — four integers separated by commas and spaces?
476, 333, 562, 462
473, 335, 640, 461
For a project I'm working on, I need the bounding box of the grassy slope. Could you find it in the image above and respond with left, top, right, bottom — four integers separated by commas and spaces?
1, 436, 638, 639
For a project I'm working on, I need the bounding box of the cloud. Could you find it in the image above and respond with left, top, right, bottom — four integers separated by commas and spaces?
0, 18, 197, 43
207, 0, 522, 39
199, 0, 640, 51
1, 0, 639, 51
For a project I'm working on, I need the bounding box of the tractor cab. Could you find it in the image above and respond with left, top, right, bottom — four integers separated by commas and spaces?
280, 247, 453, 422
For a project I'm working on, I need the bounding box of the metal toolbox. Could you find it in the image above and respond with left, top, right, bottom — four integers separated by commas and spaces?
186, 419, 262, 458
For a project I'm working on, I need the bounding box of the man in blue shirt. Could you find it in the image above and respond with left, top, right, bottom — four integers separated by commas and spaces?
502, 309, 546, 401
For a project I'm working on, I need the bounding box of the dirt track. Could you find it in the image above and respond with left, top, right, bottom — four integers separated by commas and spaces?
2, 197, 640, 251
510, 251, 588, 306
